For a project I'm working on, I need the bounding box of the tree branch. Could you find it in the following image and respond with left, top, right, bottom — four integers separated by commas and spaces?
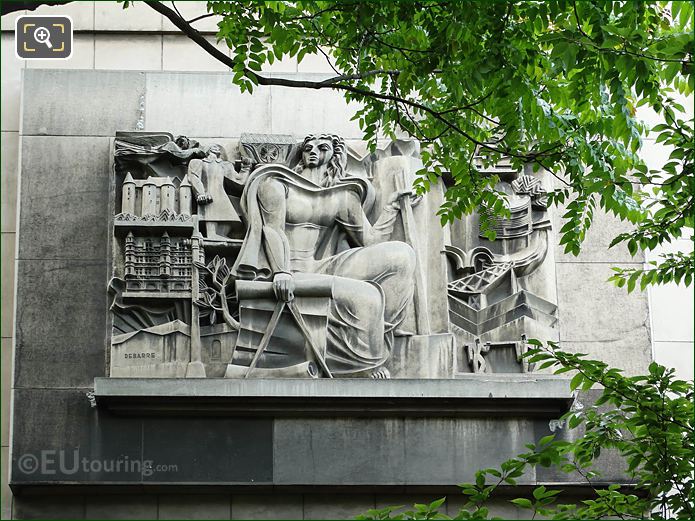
144, 0, 576, 165
314, 45, 342, 76
186, 12, 217, 25
170, 0, 183, 22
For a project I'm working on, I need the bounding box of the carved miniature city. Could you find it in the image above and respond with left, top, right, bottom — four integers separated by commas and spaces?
108, 131, 558, 379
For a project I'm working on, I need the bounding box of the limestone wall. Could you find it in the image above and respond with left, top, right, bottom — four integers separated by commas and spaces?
1, 2, 692, 519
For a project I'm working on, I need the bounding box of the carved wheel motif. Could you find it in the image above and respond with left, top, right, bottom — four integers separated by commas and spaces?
258, 144, 280, 163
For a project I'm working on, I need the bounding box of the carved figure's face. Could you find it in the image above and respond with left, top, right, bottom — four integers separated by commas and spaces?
302, 138, 334, 168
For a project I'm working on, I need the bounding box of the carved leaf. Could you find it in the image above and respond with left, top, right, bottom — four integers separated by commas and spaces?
215, 262, 230, 287
206, 256, 220, 272
204, 290, 217, 306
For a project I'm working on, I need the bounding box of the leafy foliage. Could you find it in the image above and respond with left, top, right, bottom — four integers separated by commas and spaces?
189, 0, 694, 287
357, 498, 449, 521
358, 341, 694, 520
195, 255, 240, 329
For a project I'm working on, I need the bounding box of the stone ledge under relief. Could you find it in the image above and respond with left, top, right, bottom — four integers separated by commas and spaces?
94, 375, 574, 417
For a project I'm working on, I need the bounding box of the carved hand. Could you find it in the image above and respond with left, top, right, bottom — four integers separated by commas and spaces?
272, 272, 295, 302
386, 189, 422, 210
197, 193, 213, 204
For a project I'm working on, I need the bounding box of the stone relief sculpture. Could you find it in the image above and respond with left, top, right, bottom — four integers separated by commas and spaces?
108, 130, 558, 379
230, 134, 419, 378
186, 144, 244, 241
446, 153, 558, 373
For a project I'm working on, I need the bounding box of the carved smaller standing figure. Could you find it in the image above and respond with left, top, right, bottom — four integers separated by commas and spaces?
187, 144, 242, 240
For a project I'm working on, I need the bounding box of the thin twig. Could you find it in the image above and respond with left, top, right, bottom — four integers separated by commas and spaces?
186, 13, 217, 25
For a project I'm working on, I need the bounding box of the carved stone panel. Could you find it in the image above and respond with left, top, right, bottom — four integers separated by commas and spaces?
108, 132, 456, 379
446, 152, 559, 374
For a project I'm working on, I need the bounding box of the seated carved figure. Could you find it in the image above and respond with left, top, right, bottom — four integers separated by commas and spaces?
232, 134, 417, 377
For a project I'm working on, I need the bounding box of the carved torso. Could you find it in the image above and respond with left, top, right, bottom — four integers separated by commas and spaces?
279, 181, 364, 271
193, 158, 238, 222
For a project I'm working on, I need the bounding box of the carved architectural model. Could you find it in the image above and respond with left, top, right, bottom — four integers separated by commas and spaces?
446, 154, 558, 373
108, 130, 558, 379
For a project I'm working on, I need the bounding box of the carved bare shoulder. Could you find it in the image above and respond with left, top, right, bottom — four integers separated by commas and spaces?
257, 177, 287, 211
341, 187, 365, 223
187, 158, 203, 173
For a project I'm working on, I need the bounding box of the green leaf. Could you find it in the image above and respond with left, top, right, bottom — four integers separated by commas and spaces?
538, 435, 555, 446
510, 498, 533, 509
533, 486, 548, 499
429, 497, 446, 511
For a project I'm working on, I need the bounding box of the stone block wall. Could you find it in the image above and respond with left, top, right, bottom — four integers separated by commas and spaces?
11, 493, 544, 520
1, 2, 691, 519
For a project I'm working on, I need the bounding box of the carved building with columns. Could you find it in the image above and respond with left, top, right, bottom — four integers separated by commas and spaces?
1, 3, 692, 520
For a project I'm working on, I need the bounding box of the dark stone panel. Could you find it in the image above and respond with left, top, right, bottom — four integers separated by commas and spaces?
274, 418, 406, 485
11, 389, 143, 484
402, 418, 458, 484
18, 136, 111, 261
22, 70, 145, 137
84, 495, 158, 520
12, 495, 85, 520
158, 494, 231, 520
14, 259, 107, 388
142, 417, 273, 483
232, 494, 303, 520
11, 389, 272, 487
403, 417, 538, 485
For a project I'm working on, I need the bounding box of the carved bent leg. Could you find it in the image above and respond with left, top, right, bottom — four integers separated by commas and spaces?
298, 240, 417, 376
328, 276, 387, 375
316, 241, 416, 334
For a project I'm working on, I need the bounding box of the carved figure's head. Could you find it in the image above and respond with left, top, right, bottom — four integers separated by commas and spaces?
175, 135, 201, 150
207, 144, 228, 161
295, 134, 347, 187
175, 135, 191, 149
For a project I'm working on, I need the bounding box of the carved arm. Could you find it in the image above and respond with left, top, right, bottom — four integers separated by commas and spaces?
187, 159, 212, 204
257, 178, 294, 301
339, 190, 409, 247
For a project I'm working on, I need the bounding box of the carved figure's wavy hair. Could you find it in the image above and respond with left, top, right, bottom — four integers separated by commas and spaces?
295, 134, 347, 187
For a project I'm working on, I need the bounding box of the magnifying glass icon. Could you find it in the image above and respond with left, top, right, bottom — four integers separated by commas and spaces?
33, 26, 53, 49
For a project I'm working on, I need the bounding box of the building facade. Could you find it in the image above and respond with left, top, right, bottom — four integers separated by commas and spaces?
1, 2, 693, 519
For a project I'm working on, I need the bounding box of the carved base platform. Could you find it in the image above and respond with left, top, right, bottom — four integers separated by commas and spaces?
387, 333, 455, 378
223, 361, 319, 379
93, 375, 574, 417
